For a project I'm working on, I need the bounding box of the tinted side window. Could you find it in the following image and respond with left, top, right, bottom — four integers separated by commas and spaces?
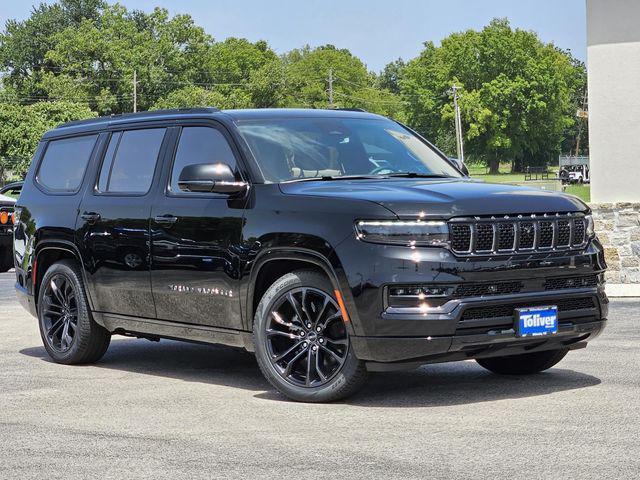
98, 128, 165, 194
169, 127, 238, 193
37, 135, 97, 192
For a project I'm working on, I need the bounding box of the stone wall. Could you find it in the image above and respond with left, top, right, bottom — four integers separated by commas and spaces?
590, 203, 640, 284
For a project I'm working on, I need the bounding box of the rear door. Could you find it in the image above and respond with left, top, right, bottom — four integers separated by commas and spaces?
150, 122, 247, 328
77, 126, 171, 318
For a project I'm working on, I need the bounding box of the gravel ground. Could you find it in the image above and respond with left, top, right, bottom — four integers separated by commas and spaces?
0, 270, 638, 479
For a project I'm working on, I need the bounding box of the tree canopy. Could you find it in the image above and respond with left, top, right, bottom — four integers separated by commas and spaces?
400, 19, 585, 173
0, 3, 585, 179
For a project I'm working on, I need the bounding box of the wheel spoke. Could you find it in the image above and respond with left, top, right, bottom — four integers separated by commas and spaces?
300, 289, 312, 325
273, 340, 304, 362
315, 297, 330, 325
50, 278, 65, 305
321, 345, 343, 363
305, 348, 313, 386
44, 299, 63, 312
266, 329, 300, 340
47, 317, 65, 337
60, 321, 70, 349
271, 311, 299, 331
318, 311, 341, 331
287, 292, 307, 324
284, 347, 308, 376
315, 349, 327, 382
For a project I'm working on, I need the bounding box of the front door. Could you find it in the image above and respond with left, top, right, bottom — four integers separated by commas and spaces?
77, 127, 170, 318
150, 124, 247, 328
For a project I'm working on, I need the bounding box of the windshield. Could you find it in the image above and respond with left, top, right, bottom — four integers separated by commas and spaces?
236, 117, 462, 183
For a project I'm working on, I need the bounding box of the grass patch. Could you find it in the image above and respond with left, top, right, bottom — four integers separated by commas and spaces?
465, 163, 590, 202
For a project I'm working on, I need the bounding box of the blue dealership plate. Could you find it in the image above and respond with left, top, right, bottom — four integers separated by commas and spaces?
515, 306, 558, 337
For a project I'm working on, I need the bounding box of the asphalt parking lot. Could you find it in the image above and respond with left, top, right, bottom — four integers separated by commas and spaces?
0, 270, 638, 479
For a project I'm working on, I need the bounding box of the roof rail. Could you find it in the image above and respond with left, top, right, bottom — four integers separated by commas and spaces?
57, 107, 221, 129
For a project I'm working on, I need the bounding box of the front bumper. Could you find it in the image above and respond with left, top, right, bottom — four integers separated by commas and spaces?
336, 237, 608, 367
351, 287, 607, 367
353, 318, 606, 370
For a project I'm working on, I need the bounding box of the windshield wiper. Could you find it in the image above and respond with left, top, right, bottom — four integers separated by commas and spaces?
386, 172, 451, 179
285, 175, 383, 183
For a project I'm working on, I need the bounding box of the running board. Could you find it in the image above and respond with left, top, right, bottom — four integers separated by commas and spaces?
93, 312, 251, 350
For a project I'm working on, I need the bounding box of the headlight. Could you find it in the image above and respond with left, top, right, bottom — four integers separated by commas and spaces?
585, 214, 595, 238
355, 220, 449, 246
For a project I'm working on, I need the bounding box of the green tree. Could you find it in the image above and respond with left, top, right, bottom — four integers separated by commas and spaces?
0, 100, 95, 176
401, 19, 584, 172
152, 85, 250, 110
282, 44, 403, 117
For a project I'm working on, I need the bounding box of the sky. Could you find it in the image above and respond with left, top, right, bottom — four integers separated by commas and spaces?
0, 0, 587, 72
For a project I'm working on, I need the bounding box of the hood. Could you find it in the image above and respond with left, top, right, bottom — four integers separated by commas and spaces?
279, 178, 587, 217
0, 193, 16, 206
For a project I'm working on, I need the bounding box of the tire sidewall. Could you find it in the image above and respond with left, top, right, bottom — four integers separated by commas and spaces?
253, 270, 363, 402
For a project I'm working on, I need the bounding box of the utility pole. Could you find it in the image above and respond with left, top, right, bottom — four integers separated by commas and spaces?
328, 68, 334, 108
450, 84, 465, 163
133, 70, 137, 113
575, 89, 588, 157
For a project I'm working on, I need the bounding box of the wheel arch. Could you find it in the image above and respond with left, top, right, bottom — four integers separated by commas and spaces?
34, 241, 91, 309
245, 248, 355, 333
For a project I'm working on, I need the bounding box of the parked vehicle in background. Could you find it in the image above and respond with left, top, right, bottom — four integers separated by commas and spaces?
559, 155, 590, 185
560, 164, 590, 185
13, 108, 607, 402
0, 183, 20, 272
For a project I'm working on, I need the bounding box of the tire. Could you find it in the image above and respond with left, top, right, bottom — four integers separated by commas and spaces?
476, 348, 569, 375
253, 269, 367, 402
37, 260, 111, 364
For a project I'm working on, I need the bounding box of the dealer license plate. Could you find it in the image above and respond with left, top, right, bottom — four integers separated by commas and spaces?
515, 306, 558, 337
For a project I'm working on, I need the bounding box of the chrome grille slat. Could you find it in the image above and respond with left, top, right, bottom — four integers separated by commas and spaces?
449, 213, 588, 256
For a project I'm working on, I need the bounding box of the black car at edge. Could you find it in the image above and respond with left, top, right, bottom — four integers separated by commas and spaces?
13, 107, 608, 402
0, 181, 22, 272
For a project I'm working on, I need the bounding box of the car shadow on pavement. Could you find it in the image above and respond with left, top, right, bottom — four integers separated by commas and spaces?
343, 363, 602, 408
21, 339, 601, 407
20, 338, 270, 392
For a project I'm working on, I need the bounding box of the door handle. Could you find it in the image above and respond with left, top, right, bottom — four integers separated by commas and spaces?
154, 214, 178, 225
81, 212, 101, 224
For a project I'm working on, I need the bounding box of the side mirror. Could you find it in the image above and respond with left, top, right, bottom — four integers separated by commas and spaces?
178, 163, 248, 195
448, 157, 469, 176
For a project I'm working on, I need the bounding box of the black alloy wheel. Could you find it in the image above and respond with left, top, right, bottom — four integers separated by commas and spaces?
37, 260, 111, 364
41, 273, 78, 353
266, 287, 349, 387
253, 270, 367, 402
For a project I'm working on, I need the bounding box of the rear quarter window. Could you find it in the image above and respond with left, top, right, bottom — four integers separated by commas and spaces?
36, 135, 98, 193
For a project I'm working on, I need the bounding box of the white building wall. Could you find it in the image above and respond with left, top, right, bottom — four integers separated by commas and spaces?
587, 0, 640, 203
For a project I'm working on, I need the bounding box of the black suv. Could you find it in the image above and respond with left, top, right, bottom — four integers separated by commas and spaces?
13, 108, 607, 402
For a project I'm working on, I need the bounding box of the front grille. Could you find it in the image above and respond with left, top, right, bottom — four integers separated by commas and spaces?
461, 297, 596, 322
453, 281, 523, 298
544, 275, 599, 290
451, 224, 471, 251
449, 213, 588, 256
